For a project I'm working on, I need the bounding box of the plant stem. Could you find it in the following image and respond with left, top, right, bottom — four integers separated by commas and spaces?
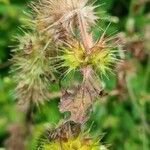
77, 11, 94, 83
77, 12, 93, 54
144, 54, 150, 91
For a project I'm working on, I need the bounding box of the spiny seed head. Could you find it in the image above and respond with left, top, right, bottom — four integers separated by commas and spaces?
11, 32, 54, 107
38, 121, 107, 150
58, 43, 85, 73
32, 0, 98, 37
42, 135, 105, 150
58, 40, 118, 77
90, 47, 117, 76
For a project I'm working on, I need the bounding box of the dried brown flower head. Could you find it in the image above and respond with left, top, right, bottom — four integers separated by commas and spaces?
31, 0, 98, 42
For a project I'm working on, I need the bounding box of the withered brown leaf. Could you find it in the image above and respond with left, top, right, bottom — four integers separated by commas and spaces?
59, 70, 103, 123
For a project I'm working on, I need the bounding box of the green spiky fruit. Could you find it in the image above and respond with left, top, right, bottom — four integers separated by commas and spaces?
43, 135, 101, 150
37, 121, 107, 150
58, 42, 117, 76
58, 43, 85, 73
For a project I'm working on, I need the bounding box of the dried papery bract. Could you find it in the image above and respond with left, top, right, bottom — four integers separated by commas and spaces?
31, 0, 98, 42
12, 32, 54, 108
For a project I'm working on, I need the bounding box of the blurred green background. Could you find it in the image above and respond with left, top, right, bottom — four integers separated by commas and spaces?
0, 0, 150, 150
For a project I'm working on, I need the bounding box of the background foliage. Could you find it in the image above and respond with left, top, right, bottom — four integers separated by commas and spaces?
0, 0, 150, 149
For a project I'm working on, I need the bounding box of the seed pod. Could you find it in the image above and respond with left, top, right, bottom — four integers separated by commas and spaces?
36, 121, 108, 150
31, 0, 98, 42
11, 32, 55, 108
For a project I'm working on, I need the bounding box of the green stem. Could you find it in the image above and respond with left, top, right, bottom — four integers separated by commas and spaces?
143, 54, 150, 91
129, 0, 135, 17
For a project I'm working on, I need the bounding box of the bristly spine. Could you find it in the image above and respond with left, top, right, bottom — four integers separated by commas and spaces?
11, 32, 55, 107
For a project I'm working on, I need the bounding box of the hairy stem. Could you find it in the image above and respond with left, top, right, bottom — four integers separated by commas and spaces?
77, 12, 93, 53
77, 11, 94, 85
